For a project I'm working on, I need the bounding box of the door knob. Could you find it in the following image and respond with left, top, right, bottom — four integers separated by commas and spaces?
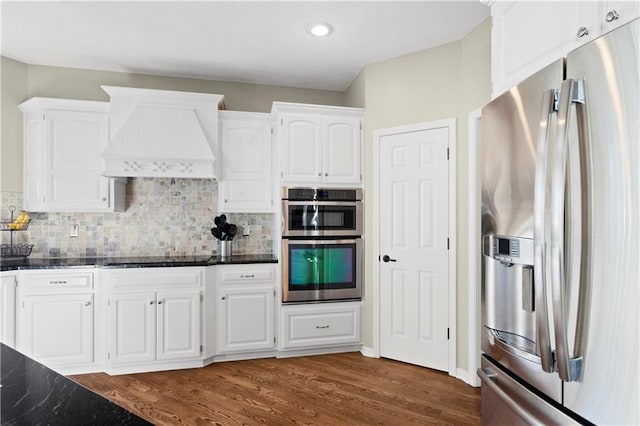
382, 255, 397, 263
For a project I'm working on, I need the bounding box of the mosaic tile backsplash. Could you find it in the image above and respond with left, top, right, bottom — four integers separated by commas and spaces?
0, 178, 274, 258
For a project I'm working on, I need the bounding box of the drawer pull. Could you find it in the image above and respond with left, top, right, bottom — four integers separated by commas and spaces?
240, 274, 255, 278
50, 280, 67, 285
316, 325, 330, 329
84, 301, 92, 306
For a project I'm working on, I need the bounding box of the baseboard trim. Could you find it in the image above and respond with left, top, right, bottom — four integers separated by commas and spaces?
360, 346, 377, 358
457, 367, 480, 387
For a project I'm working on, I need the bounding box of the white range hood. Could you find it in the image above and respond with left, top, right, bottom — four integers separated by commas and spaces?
101, 86, 224, 179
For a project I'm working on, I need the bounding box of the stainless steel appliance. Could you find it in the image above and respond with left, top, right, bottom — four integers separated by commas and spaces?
281, 187, 363, 303
282, 187, 363, 237
479, 19, 639, 425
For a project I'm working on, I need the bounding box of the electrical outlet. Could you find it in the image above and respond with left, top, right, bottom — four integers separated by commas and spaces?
241, 221, 251, 236
69, 224, 79, 238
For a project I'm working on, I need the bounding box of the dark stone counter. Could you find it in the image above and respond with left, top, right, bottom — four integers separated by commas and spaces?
0, 254, 278, 272
0, 343, 151, 425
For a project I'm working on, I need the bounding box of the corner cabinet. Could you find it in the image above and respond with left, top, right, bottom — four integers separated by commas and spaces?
18, 98, 126, 212
273, 102, 364, 186
218, 111, 274, 213
216, 264, 276, 354
491, 0, 639, 97
105, 267, 206, 374
16, 270, 97, 373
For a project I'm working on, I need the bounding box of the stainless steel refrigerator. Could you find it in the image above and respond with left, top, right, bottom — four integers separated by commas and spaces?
479, 18, 639, 425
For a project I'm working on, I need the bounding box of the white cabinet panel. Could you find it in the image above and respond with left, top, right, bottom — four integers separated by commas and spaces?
157, 291, 201, 360
0, 274, 17, 347
281, 114, 323, 183
219, 112, 274, 212
110, 292, 156, 364
218, 287, 274, 353
18, 98, 125, 212
280, 302, 361, 350
323, 116, 362, 184
21, 293, 94, 366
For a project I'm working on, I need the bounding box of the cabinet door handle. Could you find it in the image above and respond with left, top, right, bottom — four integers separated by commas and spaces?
221, 296, 226, 300
224, 199, 228, 203
102, 197, 107, 202
576, 26, 589, 38
316, 325, 330, 329
240, 274, 255, 278
317, 172, 322, 177
324, 173, 328, 177
150, 301, 155, 305
49, 280, 67, 285
84, 301, 92, 306
157, 300, 163, 305
605, 9, 620, 22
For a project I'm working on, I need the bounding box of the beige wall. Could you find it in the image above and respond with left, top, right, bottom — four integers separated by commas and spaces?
345, 18, 491, 373
0, 61, 344, 192
1, 57, 28, 192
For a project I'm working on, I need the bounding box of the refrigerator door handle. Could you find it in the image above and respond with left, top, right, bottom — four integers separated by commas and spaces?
533, 89, 557, 373
550, 78, 593, 382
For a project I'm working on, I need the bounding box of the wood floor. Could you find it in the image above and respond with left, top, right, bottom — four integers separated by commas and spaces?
71, 352, 481, 425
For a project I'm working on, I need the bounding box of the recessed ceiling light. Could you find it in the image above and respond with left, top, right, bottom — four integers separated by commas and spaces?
308, 22, 333, 37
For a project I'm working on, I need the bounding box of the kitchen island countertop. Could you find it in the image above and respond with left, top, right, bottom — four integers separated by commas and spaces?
0, 254, 278, 272
0, 343, 151, 425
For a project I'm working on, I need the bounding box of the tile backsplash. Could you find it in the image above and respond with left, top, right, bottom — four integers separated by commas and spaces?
0, 178, 274, 258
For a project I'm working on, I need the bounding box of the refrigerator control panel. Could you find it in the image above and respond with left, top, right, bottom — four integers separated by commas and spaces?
483, 235, 533, 266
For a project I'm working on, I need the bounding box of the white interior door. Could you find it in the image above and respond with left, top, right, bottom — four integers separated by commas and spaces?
379, 126, 450, 371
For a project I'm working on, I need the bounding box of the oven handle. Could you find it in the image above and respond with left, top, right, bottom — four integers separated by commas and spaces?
282, 200, 362, 207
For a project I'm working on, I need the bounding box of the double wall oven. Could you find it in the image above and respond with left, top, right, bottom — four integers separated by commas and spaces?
281, 187, 363, 303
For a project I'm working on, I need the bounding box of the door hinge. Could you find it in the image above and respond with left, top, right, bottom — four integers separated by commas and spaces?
274, 336, 276, 344
360, 122, 363, 130
281, 118, 283, 125
200, 294, 203, 302
200, 345, 203, 354
107, 299, 110, 306
447, 328, 450, 340
107, 352, 111, 359
273, 289, 276, 297
42, 114, 45, 120
281, 171, 284, 178
447, 238, 450, 250
271, 127, 274, 135
447, 147, 450, 160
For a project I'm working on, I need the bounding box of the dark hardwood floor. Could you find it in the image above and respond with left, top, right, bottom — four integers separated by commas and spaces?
71, 352, 481, 425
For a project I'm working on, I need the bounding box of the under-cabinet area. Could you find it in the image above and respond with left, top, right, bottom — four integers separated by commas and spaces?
0, 262, 363, 376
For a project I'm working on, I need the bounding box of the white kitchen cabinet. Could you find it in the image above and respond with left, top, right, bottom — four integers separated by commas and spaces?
491, 0, 639, 97
0, 273, 17, 347
110, 290, 201, 364
106, 267, 205, 372
18, 98, 126, 212
218, 111, 274, 212
17, 270, 96, 371
273, 102, 364, 186
279, 301, 361, 350
216, 264, 276, 354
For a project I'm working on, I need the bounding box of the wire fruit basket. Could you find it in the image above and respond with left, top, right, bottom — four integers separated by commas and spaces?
1, 206, 34, 259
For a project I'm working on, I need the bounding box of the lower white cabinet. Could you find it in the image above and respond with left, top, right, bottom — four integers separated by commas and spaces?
0, 273, 18, 347
17, 270, 96, 371
109, 290, 201, 364
106, 267, 205, 371
279, 301, 361, 350
217, 264, 276, 354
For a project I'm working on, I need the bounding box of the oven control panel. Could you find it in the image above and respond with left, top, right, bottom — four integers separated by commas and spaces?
283, 187, 363, 201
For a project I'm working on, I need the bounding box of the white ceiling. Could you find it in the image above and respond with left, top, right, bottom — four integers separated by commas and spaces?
1, 1, 489, 92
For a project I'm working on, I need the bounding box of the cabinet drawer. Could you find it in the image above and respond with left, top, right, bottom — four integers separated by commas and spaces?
218, 265, 275, 284
109, 267, 203, 292
280, 302, 361, 349
21, 271, 94, 293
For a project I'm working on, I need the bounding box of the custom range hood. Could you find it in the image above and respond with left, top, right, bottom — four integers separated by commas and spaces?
101, 86, 224, 178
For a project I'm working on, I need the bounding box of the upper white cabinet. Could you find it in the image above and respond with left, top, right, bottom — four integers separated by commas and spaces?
218, 111, 274, 213
19, 98, 126, 212
491, 0, 639, 97
273, 102, 364, 186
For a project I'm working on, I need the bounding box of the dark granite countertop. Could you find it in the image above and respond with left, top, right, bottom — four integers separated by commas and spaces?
0, 254, 278, 272
0, 343, 151, 425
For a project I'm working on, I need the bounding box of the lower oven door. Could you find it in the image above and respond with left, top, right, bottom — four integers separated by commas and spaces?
282, 238, 363, 303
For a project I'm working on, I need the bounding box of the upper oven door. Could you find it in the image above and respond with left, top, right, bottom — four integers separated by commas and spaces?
282, 201, 363, 237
